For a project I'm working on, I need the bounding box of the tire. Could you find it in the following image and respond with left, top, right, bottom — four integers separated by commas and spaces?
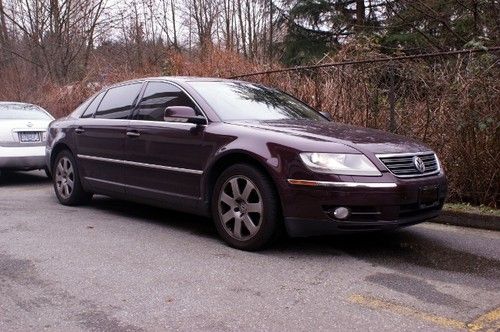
52, 150, 92, 205
211, 164, 281, 251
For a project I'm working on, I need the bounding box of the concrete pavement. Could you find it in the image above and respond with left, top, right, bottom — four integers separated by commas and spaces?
0, 171, 499, 331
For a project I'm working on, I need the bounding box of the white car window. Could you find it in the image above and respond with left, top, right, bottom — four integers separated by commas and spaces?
0, 104, 52, 120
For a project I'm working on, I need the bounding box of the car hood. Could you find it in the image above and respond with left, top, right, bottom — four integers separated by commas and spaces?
229, 119, 431, 154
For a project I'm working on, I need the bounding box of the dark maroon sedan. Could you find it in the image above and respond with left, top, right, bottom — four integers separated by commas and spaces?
46, 77, 447, 250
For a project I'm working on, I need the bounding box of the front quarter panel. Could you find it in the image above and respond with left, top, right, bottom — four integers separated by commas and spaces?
46, 117, 77, 171
201, 122, 357, 203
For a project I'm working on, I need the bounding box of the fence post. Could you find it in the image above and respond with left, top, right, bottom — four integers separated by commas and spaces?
314, 67, 322, 110
388, 62, 396, 132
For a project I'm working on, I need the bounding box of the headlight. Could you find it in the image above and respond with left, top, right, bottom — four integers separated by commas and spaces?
300, 153, 381, 176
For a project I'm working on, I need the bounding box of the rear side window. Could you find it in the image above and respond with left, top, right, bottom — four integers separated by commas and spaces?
81, 92, 105, 118
135, 82, 198, 121
95, 83, 142, 119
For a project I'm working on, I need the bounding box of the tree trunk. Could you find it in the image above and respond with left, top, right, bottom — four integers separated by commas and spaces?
237, 0, 247, 56
246, 0, 252, 58
171, 0, 178, 48
223, 0, 230, 50
492, 0, 500, 44
0, 0, 10, 65
0, 0, 8, 45
355, 0, 366, 33
269, 0, 273, 61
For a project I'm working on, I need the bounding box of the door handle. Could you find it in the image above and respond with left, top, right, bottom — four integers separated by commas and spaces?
75, 127, 85, 134
126, 130, 140, 138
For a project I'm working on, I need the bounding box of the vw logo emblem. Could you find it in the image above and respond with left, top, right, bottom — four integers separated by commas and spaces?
27, 122, 33, 127
413, 156, 426, 173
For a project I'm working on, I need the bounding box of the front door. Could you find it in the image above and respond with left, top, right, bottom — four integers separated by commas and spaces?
75, 82, 143, 196
123, 81, 213, 208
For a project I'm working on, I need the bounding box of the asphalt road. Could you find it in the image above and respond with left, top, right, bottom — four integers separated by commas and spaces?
1, 170, 499, 332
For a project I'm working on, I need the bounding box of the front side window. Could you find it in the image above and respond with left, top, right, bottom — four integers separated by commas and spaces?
81, 92, 105, 118
94, 83, 142, 120
71, 97, 93, 118
135, 82, 198, 121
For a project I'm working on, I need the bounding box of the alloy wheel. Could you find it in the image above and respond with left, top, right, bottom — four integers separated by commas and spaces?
55, 157, 75, 199
218, 175, 263, 240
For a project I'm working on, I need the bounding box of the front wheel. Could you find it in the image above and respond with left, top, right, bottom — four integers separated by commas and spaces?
53, 150, 92, 205
212, 164, 281, 251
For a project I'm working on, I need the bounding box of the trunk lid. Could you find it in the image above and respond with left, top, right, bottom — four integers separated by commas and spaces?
0, 119, 52, 143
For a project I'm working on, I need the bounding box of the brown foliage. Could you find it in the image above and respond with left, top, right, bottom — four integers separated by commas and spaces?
253, 47, 500, 207
0, 46, 497, 206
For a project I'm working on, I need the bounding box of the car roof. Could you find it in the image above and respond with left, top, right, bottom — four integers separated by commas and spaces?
148, 76, 237, 83
108, 76, 241, 88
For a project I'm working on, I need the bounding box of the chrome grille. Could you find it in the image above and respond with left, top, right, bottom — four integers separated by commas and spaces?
377, 152, 440, 178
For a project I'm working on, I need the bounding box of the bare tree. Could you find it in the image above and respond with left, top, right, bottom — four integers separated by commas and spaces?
187, 0, 221, 52
0, 0, 10, 65
1, 0, 108, 82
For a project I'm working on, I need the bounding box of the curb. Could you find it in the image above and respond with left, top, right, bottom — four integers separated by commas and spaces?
431, 210, 500, 232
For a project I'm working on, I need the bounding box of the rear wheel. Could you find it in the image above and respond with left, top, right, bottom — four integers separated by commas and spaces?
53, 150, 92, 205
212, 164, 280, 251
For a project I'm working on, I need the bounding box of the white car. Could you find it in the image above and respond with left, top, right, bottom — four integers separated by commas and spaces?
0, 102, 54, 176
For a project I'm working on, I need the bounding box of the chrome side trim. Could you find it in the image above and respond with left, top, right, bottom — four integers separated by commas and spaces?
375, 151, 436, 158
383, 169, 440, 179
287, 179, 397, 188
128, 119, 198, 127
77, 154, 203, 175
81, 118, 200, 127
76, 118, 131, 124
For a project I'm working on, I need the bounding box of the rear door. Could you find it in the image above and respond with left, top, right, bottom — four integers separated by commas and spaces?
123, 81, 212, 207
75, 82, 143, 196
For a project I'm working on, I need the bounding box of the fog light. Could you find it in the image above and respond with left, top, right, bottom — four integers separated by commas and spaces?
333, 207, 351, 220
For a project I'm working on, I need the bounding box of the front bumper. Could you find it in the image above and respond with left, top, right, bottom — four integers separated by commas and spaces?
0, 145, 46, 170
281, 172, 447, 237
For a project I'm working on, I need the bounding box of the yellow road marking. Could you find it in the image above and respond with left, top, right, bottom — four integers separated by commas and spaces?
467, 307, 500, 332
349, 294, 500, 331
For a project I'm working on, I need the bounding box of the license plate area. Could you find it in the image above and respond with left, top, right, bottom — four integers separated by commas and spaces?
419, 185, 439, 207
19, 132, 41, 143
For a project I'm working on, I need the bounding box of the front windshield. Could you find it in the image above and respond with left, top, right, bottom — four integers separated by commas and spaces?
0, 104, 52, 120
188, 81, 327, 121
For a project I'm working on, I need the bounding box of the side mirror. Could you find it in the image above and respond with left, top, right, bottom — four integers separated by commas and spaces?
320, 111, 332, 120
164, 106, 206, 125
